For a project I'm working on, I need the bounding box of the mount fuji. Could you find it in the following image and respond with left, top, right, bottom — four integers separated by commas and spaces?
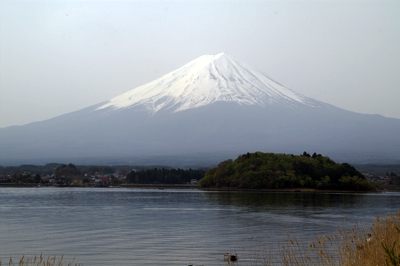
1, 53, 400, 166
97, 53, 324, 114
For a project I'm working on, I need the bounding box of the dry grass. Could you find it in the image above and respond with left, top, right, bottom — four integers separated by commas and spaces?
0, 254, 80, 266
232, 211, 400, 266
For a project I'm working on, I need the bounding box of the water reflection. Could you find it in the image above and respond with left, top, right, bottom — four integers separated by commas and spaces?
203, 191, 363, 211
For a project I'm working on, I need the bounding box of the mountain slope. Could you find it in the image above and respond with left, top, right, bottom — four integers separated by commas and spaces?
1, 53, 400, 166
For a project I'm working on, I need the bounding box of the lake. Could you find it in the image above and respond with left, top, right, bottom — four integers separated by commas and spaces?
0, 188, 399, 265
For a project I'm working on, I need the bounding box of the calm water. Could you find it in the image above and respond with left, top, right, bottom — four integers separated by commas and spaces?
0, 188, 399, 265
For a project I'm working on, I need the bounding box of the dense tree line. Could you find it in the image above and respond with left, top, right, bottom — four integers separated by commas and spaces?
199, 152, 374, 191
0, 163, 207, 185
126, 168, 206, 184
0, 164, 183, 177
10, 173, 41, 183
0, 163, 61, 176
54, 164, 82, 177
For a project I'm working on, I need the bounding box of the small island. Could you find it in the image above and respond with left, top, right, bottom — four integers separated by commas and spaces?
199, 152, 376, 191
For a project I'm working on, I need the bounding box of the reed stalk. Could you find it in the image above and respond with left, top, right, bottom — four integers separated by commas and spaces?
0, 254, 80, 266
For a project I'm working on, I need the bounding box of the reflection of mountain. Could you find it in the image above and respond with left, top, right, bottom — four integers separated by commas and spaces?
1, 53, 400, 165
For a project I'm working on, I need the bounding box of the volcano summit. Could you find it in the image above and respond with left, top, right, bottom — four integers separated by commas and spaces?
1, 53, 399, 166
97, 53, 324, 114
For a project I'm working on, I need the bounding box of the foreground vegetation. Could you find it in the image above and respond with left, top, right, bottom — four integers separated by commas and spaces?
200, 152, 377, 191
229, 211, 400, 265
0, 255, 80, 266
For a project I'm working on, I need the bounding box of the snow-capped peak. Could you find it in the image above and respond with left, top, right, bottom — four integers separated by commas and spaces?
97, 53, 322, 114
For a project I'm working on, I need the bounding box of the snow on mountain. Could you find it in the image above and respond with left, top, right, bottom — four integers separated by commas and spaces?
97, 53, 324, 115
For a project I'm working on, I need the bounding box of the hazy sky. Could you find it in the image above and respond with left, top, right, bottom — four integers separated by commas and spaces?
1, 0, 399, 128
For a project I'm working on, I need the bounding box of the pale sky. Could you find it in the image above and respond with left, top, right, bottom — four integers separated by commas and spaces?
1, 0, 399, 128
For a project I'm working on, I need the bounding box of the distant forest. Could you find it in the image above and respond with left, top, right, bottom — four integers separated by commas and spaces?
0, 163, 203, 176
199, 152, 377, 191
126, 168, 206, 184
0, 163, 207, 185
44, 164, 207, 185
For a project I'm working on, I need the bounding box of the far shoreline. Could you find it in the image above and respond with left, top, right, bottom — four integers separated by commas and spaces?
2, 183, 398, 192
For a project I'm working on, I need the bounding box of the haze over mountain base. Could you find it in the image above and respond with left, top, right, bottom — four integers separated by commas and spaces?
1, 101, 399, 166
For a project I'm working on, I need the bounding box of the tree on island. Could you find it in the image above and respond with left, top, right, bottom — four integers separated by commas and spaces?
199, 152, 373, 191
